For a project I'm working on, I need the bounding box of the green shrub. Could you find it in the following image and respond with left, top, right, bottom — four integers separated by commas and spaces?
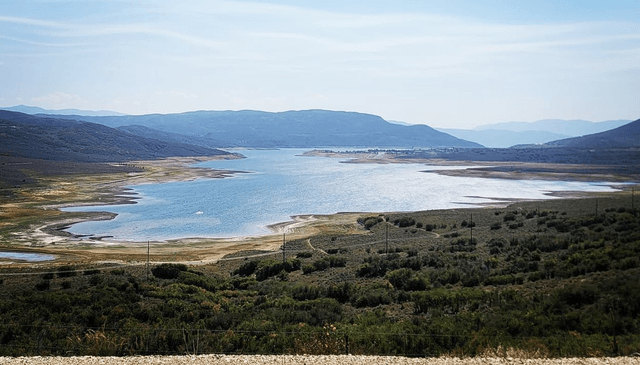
152, 263, 188, 279
57, 265, 76, 278
35, 280, 50, 291
386, 268, 429, 291
353, 287, 393, 308
296, 252, 313, 259
327, 282, 354, 303
303, 256, 347, 274
255, 259, 301, 281
395, 217, 416, 228
359, 216, 383, 230
234, 260, 259, 276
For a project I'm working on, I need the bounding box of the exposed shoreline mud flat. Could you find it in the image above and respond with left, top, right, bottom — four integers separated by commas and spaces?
0, 154, 366, 266
304, 150, 640, 183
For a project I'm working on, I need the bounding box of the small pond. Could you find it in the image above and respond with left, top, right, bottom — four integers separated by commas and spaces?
0, 252, 56, 262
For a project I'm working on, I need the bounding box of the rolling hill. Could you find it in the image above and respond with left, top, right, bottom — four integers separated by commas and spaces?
543, 118, 640, 148
0, 110, 232, 162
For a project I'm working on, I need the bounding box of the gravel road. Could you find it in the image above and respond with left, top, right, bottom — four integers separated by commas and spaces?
1, 356, 639, 365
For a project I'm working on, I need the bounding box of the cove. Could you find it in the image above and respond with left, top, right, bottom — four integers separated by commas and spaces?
64, 149, 618, 241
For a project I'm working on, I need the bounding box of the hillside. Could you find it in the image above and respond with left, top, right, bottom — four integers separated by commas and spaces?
41, 110, 482, 148
544, 118, 640, 148
0, 110, 232, 162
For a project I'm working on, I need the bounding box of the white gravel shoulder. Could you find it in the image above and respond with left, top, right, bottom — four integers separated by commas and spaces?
1, 356, 639, 365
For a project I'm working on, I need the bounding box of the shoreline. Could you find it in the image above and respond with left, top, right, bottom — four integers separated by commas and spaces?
304, 150, 640, 183
1, 152, 637, 266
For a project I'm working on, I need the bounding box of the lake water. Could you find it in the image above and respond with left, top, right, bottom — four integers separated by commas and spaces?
0, 252, 56, 262
64, 149, 617, 241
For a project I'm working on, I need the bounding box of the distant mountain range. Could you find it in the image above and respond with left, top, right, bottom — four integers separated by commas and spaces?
437, 129, 570, 148
36, 109, 482, 149
438, 119, 632, 148
475, 119, 632, 135
3, 105, 638, 163
0, 111, 231, 162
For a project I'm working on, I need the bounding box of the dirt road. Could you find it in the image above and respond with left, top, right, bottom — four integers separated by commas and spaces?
2, 355, 639, 365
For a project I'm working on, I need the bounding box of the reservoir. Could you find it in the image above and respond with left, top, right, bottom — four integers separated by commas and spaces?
64, 149, 618, 241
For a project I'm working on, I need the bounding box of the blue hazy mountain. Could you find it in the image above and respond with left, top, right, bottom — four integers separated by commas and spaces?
438, 119, 632, 147
475, 119, 631, 135
437, 128, 571, 148
540, 118, 640, 149
37, 109, 483, 148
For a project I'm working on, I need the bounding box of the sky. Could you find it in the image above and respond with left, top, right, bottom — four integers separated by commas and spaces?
1, 0, 639, 129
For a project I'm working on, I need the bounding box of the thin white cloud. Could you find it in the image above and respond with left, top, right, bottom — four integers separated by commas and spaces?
0, 15, 70, 28
0, 34, 86, 47
3, 0, 639, 124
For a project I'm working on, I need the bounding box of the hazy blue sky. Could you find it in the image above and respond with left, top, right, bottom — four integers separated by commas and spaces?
1, 0, 639, 128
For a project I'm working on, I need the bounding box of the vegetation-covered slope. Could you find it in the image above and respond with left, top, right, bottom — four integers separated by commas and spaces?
0, 110, 232, 162
1, 196, 638, 357
545, 118, 640, 148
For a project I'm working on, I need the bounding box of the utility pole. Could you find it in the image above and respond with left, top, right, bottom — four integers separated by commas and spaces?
282, 232, 286, 264
385, 223, 389, 255
147, 239, 150, 281
470, 214, 473, 245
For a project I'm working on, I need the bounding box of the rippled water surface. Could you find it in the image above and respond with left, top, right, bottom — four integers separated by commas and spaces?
65, 149, 617, 241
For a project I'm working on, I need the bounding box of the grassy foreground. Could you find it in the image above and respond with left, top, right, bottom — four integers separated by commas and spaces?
1, 191, 639, 357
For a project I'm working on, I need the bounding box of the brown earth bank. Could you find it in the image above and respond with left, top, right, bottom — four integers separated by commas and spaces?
1, 355, 640, 365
